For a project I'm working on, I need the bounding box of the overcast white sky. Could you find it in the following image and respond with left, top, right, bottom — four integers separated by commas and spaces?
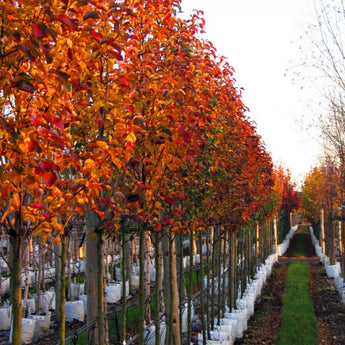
180, 0, 324, 187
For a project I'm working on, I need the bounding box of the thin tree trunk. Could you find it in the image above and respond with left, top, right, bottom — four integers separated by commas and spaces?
217, 227, 222, 325
162, 228, 172, 345
256, 223, 260, 261
154, 231, 161, 345
187, 229, 193, 344
176, 232, 184, 341
330, 220, 336, 265
243, 228, 248, 293
227, 230, 232, 312
23, 240, 30, 317
105, 239, 110, 285
206, 227, 210, 338
55, 242, 62, 323
122, 228, 127, 343
96, 230, 106, 345
87, 231, 100, 345
86, 210, 108, 345
199, 231, 206, 345
170, 234, 181, 345
274, 216, 278, 255
10, 221, 23, 345
321, 208, 326, 255
145, 231, 151, 326
138, 225, 146, 344
67, 237, 73, 301
211, 226, 215, 330
36, 248, 42, 314
341, 219, 345, 276
125, 233, 133, 291
231, 232, 238, 311
221, 228, 227, 318
59, 235, 67, 345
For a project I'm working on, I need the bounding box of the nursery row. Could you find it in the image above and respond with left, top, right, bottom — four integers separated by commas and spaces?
310, 226, 345, 303
0, 212, 295, 345
1, 1, 302, 344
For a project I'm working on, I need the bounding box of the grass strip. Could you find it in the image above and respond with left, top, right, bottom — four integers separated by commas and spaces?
293, 231, 307, 257
275, 260, 318, 345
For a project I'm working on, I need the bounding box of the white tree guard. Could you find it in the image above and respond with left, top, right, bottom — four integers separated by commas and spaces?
9, 318, 36, 344
144, 320, 167, 345
0, 306, 11, 330
65, 300, 84, 322
29, 311, 51, 340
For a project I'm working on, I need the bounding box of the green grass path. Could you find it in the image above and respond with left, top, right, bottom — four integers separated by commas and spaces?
275, 229, 318, 345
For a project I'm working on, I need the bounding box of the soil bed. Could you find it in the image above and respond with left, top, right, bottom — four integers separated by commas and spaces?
233, 262, 287, 345
311, 264, 345, 345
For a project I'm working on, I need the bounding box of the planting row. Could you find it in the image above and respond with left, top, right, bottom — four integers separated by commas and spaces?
0, 214, 294, 344
310, 227, 345, 304
195, 226, 298, 345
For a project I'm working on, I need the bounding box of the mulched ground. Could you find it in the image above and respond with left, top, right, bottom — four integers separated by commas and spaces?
235, 227, 345, 345
233, 262, 287, 345
311, 264, 345, 345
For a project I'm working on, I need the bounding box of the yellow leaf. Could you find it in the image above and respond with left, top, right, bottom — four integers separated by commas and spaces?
96, 140, 109, 150
83, 158, 96, 174
12, 193, 21, 208
109, 149, 123, 169
40, 232, 48, 243
154, 201, 162, 209
125, 132, 136, 144
53, 222, 63, 232
77, 195, 88, 204
26, 214, 36, 224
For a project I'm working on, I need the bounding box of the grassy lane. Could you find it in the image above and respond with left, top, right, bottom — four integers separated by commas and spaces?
274, 260, 318, 345
292, 229, 307, 257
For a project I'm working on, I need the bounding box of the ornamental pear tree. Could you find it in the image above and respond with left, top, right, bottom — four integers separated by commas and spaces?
0, 0, 288, 344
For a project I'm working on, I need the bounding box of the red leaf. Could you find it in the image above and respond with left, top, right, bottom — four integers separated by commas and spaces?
67, 47, 73, 60
39, 159, 60, 172
53, 116, 64, 130
90, 29, 103, 40
153, 222, 162, 232
23, 136, 40, 152
163, 12, 171, 22
31, 23, 47, 39
54, 15, 73, 28
162, 218, 174, 226
42, 212, 51, 219
42, 172, 57, 187
164, 196, 174, 205
100, 36, 114, 45
46, 130, 65, 148
109, 50, 123, 61
32, 203, 45, 209
96, 210, 105, 219
120, 77, 130, 86
13, 80, 35, 93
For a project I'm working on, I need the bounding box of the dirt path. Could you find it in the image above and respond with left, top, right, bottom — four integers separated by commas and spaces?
235, 228, 345, 345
